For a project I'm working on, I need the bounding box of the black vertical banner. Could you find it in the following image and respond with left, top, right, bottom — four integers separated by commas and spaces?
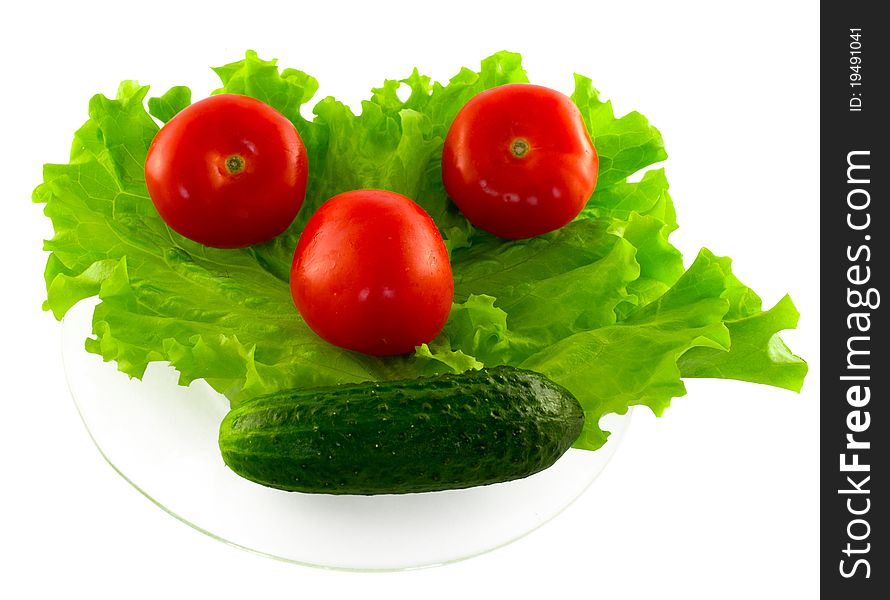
822, 2, 887, 597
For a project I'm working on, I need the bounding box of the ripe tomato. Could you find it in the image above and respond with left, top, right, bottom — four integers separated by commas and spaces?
442, 84, 598, 239
290, 190, 453, 356
144, 94, 307, 248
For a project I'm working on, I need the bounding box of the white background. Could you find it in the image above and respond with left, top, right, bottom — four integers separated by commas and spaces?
1, 1, 819, 598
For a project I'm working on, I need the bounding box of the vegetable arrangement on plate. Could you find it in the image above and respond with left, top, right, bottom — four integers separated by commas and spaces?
37, 51, 807, 495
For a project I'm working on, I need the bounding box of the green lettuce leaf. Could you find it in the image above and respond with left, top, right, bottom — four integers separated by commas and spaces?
523, 249, 734, 448
36, 51, 807, 450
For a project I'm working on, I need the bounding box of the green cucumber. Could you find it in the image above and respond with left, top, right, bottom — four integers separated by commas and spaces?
218, 366, 584, 495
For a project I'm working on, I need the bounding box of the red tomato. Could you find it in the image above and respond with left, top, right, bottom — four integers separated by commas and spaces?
145, 94, 307, 248
290, 190, 453, 356
442, 84, 598, 239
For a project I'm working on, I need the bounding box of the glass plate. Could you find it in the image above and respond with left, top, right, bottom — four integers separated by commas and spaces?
62, 299, 630, 571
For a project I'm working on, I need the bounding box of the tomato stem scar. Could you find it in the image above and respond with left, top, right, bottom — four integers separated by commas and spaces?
510, 138, 530, 158
225, 155, 245, 174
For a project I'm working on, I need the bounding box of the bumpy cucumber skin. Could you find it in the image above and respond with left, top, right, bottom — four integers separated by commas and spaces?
218, 366, 584, 495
